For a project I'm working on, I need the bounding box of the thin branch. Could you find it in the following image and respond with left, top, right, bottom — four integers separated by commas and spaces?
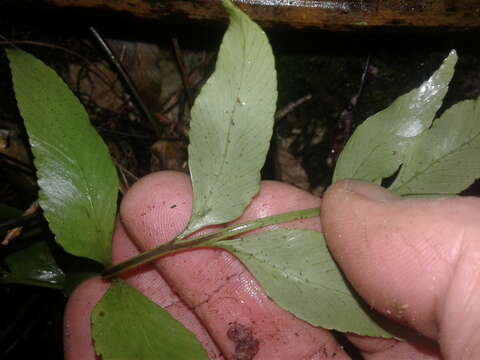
88, 26, 162, 138
331, 54, 371, 163
0, 39, 89, 62
1, 201, 40, 245
112, 158, 138, 193
0, 212, 37, 233
172, 38, 194, 108
0, 153, 34, 175
275, 94, 313, 121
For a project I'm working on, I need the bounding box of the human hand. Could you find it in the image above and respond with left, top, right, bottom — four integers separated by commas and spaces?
63, 171, 480, 359
321, 180, 480, 359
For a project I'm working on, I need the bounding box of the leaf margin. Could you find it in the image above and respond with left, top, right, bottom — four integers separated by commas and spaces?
6, 49, 119, 266
184, 0, 278, 235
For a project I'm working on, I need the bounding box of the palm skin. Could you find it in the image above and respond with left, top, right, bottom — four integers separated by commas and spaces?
64, 172, 480, 359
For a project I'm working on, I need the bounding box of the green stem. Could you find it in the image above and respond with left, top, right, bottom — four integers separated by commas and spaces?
102, 207, 320, 279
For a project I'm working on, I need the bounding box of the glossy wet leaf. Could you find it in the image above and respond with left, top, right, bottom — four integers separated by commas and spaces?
216, 228, 392, 337
1, 241, 65, 289
92, 279, 209, 360
390, 97, 480, 195
185, 0, 277, 234
333, 51, 457, 184
7, 50, 118, 265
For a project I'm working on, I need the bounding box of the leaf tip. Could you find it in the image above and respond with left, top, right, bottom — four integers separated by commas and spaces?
444, 49, 458, 67
448, 48, 458, 59
221, 0, 236, 11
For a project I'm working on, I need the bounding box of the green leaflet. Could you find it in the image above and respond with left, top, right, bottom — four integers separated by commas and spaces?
185, 0, 277, 235
333, 51, 457, 184
216, 228, 391, 338
92, 279, 209, 360
390, 97, 480, 196
1, 241, 65, 290
7, 50, 118, 266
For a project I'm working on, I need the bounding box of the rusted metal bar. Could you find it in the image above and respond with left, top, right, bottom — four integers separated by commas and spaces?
2, 0, 480, 30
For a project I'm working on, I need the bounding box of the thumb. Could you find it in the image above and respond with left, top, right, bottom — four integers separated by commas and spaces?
321, 180, 480, 359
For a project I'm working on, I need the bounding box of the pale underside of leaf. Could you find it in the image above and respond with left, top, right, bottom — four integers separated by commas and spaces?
7, 49, 118, 266
217, 228, 392, 337
185, 0, 277, 234
390, 97, 480, 196
92, 279, 209, 360
333, 50, 457, 184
